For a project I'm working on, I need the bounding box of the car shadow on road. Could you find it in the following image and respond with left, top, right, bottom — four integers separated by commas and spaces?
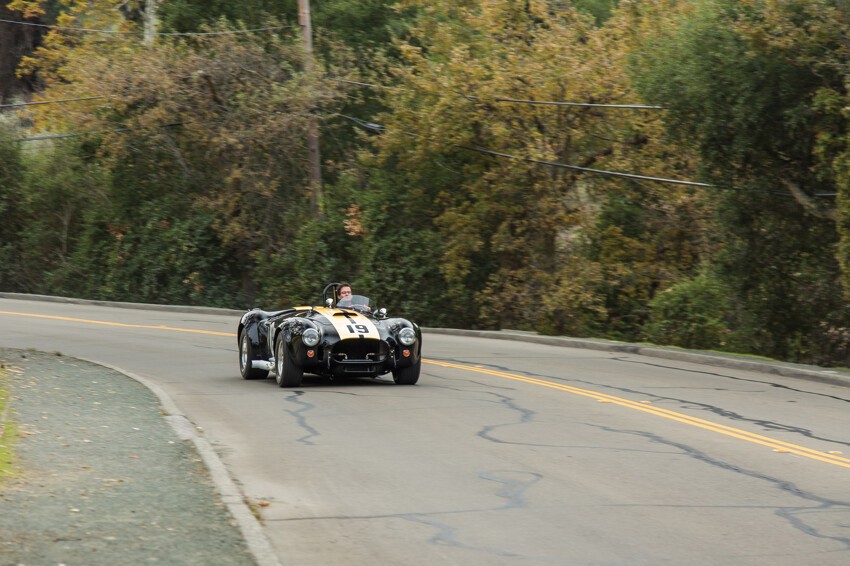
255, 375, 398, 388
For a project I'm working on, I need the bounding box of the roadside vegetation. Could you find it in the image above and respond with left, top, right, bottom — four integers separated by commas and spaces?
0, 365, 17, 482
1, 0, 849, 367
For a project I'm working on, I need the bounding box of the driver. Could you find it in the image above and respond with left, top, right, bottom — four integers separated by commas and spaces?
337, 282, 353, 302
336, 282, 371, 313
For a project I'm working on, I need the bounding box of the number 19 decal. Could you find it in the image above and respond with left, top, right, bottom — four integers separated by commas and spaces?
347, 324, 370, 334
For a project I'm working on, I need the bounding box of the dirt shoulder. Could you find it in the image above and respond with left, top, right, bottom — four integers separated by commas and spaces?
0, 348, 257, 566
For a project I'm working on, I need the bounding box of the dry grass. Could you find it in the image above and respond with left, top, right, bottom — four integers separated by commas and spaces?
0, 365, 18, 483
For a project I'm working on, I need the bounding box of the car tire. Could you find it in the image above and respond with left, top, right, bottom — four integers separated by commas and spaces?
275, 334, 304, 387
392, 360, 420, 385
240, 330, 269, 380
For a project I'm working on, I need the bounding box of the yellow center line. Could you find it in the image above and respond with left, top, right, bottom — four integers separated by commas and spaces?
424, 359, 850, 470
0, 311, 237, 337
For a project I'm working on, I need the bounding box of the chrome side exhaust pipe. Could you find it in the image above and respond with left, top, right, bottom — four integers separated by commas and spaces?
252, 360, 275, 371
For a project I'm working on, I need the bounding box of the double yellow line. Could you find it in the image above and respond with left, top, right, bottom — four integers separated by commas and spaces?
425, 359, 850, 470
0, 311, 236, 337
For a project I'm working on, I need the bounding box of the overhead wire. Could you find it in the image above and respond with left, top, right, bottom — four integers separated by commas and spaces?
0, 18, 296, 36
490, 97, 663, 109
330, 78, 405, 91
329, 77, 664, 110
459, 145, 712, 187
16, 130, 123, 142
12, 108, 804, 198
0, 34, 810, 199
336, 113, 800, 197
15, 122, 184, 143
336, 114, 709, 187
0, 96, 106, 110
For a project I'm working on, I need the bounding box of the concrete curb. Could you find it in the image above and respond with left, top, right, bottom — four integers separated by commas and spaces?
0, 291, 279, 565
425, 328, 850, 389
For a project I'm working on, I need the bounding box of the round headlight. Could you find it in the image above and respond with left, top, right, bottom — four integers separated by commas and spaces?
398, 327, 416, 346
302, 328, 320, 347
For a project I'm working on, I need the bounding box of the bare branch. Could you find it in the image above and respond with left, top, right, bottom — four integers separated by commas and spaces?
784, 179, 837, 221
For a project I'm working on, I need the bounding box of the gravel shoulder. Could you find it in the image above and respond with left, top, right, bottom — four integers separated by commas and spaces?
0, 348, 258, 566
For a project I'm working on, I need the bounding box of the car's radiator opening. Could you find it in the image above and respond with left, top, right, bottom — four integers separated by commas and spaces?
331, 339, 388, 362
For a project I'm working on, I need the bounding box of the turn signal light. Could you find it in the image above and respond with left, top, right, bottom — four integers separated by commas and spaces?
307, 350, 315, 358
402, 349, 410, 358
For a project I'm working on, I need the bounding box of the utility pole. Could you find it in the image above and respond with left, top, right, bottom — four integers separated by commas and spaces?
298, 0, 323, 214
144, 0, 157, 44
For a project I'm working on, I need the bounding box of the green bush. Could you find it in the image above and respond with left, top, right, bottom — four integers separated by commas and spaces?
643, 271, 732, 351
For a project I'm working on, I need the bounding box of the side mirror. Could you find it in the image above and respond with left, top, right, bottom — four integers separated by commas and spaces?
325, 298, 333, 307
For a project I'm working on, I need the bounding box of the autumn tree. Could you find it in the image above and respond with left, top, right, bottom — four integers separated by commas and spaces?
356, 0, 711, 335
631, 0, 850, 362
12, 0, 356, 306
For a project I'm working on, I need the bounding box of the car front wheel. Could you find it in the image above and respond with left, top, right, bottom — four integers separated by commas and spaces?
392, 359, 420, 385
275, 334, 304, 387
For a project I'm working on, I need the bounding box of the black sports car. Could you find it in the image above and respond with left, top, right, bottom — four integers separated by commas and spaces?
237, 283, 422, 387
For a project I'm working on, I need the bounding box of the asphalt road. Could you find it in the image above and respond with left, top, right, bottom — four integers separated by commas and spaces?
2, 296, 850, 565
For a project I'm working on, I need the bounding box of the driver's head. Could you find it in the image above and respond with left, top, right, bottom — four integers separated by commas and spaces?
337, 282, 352, 300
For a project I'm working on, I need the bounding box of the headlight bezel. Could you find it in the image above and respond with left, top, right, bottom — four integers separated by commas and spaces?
302, 327, 320, 347
398, 327, 416, 346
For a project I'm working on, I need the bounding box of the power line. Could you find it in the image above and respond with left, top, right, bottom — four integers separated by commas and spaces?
461, 144, 792, 196
330, 78, 408, 91
16, 130, 121, 142
0, 96, 105, 110
15, 122, 183, 142
340, 113, 806, 197
0, 18, 295, 36
492, 97, 663, 110
459, 145, 711, 187
329, 77, 662, 110
337, 114, 711, 188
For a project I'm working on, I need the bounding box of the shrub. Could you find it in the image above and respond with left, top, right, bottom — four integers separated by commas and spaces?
643, 271, 732, 350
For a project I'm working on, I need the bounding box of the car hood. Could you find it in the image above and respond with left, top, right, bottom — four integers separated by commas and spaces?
310, 307, 381, 340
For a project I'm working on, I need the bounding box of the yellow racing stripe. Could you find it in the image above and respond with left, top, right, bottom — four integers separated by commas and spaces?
313, 307, 380, 340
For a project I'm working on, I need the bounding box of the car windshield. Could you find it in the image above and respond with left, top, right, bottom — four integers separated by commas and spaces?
336, 295, 374, 311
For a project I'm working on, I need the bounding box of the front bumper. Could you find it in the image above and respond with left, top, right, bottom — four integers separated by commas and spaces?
295, 338, 419, 377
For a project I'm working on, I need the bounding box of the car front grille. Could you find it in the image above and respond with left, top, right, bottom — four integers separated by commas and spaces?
331, 339, 388, 362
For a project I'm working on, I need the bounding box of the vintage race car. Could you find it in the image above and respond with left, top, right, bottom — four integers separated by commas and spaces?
237, 283, 422, 387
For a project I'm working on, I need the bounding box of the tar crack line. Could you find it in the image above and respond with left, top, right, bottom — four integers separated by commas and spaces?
283, 391, 320, 445
593, 423, 850, 550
